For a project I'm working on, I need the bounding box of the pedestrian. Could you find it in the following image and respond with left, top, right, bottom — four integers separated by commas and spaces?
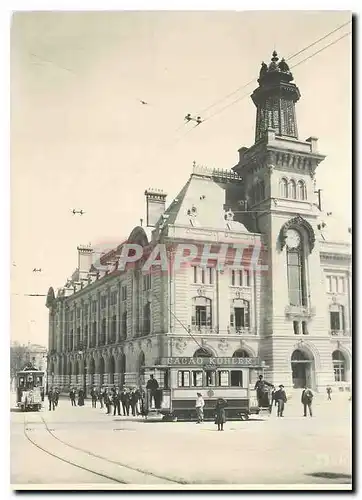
99, 387, 105, 409
91, 387, 97, 408
113, 388, 121, 416
301, 386, 314, 417
69, 388, 76, 407
120, 389, 129, 416
195, 392, 205, 423
48, 388, 55, 411
104, 388, 112, 414
326, 386, 332, 401
146, 374, 159, 409
274, 385, 287, 417
54, 388, 60, 407
254, 375, 273, 408
214, 398, 228, 431
78, 388, 85, 406
130, 389, 139, 416
269, 386, 276, 414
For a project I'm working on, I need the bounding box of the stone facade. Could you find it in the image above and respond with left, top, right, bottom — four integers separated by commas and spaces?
46, 51, 351, 394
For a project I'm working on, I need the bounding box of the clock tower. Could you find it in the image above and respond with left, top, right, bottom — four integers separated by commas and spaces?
232, 51, 335, 390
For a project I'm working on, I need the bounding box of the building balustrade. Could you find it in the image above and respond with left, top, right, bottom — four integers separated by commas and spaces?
285, 304, 316, 319
329, 330, 351, 337
228, 326, 256, 335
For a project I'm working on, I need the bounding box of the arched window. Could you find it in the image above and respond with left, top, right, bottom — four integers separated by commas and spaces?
332, 350, 346, 382
193, 347, 213, 358
143, 303, 151, 334
291, 349, 308, 361
287, 230, 307, 306
297, 180, 306, 200
192, 297, 212, 330
279, 178, 288, 198
329, 304, 345, 333
260, 181, 265, 201
232, 349, 250, 358
230, 299, 250, 331
289, 180, 297, 199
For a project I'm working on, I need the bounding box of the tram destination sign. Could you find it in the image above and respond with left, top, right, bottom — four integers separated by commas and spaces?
162, 357, 261, 367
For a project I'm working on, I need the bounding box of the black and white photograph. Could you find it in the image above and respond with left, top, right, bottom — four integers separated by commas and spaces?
9, 8, 352, 491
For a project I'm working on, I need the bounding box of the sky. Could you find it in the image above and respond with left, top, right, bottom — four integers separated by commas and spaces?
10, 10, 352, 347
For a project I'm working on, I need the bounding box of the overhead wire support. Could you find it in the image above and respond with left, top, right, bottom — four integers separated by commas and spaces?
194, 19, 352, 121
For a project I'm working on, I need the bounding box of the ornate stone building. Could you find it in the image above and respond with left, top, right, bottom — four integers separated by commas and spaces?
46, 51, 351, 394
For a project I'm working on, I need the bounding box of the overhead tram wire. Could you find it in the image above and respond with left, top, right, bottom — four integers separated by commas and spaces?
200, 30, 352, 126
195, 19, 352, 118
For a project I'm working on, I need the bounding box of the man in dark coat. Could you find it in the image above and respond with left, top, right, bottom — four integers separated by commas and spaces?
120, 389, 129, 416
326, 386, 332, 401
78, 389, 85, 406
215, 398, 228, 431
69, 388, 76, 406
301, 386, 314, 417
274, 385, 287, 417
48, 388, 56, 411
112, 389, 121, 416
90, 387, 98, 408
254, 375, 273, 408
146, 374, 159, 409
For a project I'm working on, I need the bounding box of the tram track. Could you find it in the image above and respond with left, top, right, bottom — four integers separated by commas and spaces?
23, 413, 186, 486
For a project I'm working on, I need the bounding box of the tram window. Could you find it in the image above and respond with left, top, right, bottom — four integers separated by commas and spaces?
217, 370, 229, 387
191, 370, 203, 387
205, 370, 215, 386
178, 371, 190, 387
230, 370, 243, 387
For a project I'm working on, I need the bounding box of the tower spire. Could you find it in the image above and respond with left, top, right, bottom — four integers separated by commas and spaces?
252, 50, 301, 143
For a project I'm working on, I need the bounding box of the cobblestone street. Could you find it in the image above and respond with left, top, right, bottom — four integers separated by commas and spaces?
11, 393, 352, 489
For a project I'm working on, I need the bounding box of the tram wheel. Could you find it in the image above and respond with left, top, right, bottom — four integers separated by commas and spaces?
240, 414, 249, 421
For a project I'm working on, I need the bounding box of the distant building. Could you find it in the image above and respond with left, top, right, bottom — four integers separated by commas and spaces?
46, 51, 351, 394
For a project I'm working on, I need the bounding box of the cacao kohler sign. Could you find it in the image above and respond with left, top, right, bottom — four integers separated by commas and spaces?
162, 357, 261, 367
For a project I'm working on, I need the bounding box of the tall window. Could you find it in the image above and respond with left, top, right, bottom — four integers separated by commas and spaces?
280, 178, 288, 198
230, 299, 250, 329
329, 304, 345, 332
111, 315, 117, 343
121, 311, 127, 339
289, 180, 297, 199
297, 180, 306, 200
100, 318, 106, 345
192, 297, 212, 329
143, 274, 151, 291
143, 303, 151, 334
332, 350, 346, 382
92, 321, 97, 347
287, 235, 306, 306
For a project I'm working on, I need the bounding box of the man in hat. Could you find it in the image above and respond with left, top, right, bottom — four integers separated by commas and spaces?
195, 392, 205, 423
301, 385, 314, 417
274, 385, 287, 417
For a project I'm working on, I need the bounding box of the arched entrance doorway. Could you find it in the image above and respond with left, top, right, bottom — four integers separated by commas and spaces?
291, 349, 315, 389
109, 355, 115, 385
138, 351, 145, 385
119, 353, 126, 387
88, 358, 95, 386
99, 357, 105, 386
74, 360, 79, 386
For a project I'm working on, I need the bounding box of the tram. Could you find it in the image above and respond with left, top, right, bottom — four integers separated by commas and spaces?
15, 363, 45, 411
142, 356, 266, 421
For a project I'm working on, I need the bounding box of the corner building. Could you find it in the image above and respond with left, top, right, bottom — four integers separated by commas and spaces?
46, 51, 351, 394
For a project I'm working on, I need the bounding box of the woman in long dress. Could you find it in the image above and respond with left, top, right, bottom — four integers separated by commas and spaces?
77, 388, 85, 406
215, 398, 228, 431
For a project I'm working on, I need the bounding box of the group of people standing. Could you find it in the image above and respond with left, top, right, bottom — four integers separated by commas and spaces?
69, 388, 85, 407
47, 387, 60, 411
255, 375, 315, 418
90, 386, 145, 417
